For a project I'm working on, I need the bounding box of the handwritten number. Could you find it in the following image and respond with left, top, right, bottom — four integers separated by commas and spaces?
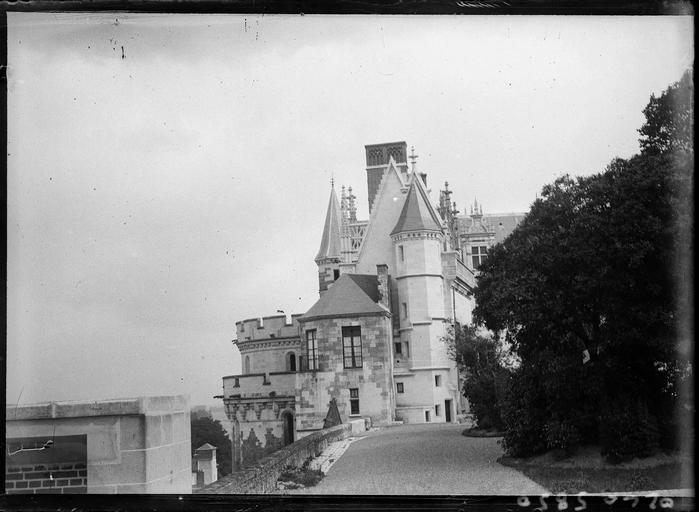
659, 497, 673, 509
535, 494, 550, 512
574, 493, 587, 511
647, 494, 659, 510
556, 495, 568, 510
623, 496, 639, 508
517, 497, 531, 508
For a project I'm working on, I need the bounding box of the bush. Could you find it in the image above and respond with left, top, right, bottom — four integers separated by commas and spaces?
500, 366, 547, 457
544, 420, 581, 456
599, 400, 659, 464
445, 324, 511, 432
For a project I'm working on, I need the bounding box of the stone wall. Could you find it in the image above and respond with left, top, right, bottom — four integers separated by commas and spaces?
197, 423, 351, 494
5, 395, 191, 494
297, 314, 394, 429
5, 434, 87, 494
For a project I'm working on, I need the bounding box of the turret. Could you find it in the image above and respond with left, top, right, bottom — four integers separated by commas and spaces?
390, 173, 446, 341
315, 181, 342, 295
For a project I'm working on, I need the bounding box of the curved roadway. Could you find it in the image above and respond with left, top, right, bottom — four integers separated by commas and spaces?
293, 423, 548, 495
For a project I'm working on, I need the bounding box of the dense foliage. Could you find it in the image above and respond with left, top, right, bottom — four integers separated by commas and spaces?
444, 324, 511, 431
472, 71, 693, 461
191, 414, 233, 477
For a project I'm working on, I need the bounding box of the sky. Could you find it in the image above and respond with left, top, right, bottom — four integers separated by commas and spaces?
6, 13, 693, 408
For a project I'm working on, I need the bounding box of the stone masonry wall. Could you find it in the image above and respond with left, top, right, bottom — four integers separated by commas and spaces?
297, 314, 394, 430
5, 396, 191, 494
5, 433, 88, 494
197, 423, 351, 494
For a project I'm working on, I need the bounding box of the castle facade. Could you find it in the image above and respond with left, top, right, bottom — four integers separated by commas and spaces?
220, 141, 522, 468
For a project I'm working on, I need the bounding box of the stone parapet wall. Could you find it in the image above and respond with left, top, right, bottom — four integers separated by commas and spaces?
237, 315, 302, 341
5, 395, 191, 494
197, 423, 352, 494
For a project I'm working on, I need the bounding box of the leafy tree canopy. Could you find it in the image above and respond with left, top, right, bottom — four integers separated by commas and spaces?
191, 414, 233, 477
639, 69, 693, 156
471, 70, 693, 458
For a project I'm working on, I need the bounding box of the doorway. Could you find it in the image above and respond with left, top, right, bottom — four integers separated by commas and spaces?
281, 411, 295, 446
445, 399, 452, 422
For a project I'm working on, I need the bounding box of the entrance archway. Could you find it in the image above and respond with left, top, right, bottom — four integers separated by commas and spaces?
281, 410, 295, 446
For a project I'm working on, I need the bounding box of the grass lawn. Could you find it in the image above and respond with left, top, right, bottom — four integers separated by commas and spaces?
516, 463, 689, 493
500, 446, 693, 493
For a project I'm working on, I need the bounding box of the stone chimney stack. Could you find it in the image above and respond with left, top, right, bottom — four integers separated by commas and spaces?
193, 444, 218, 486
376, 264, 390, 310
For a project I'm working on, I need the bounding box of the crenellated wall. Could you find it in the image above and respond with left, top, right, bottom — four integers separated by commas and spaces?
236, 314, 302, 342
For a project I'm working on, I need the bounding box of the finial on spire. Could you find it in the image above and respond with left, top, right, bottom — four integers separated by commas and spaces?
409, 146, 419, 172
331, 174, 335, 188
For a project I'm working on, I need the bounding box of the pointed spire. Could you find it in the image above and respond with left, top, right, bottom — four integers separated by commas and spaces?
391, 173, 442, 235
315, 184, 342, 262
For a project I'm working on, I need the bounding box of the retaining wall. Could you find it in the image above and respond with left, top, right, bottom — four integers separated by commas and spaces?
197, 423, 352, 494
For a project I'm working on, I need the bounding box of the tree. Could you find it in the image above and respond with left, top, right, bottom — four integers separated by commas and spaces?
639, 70, 693, 156
473, 71, 693, 460
191, 414, 233, 477
444, 324, 511, 431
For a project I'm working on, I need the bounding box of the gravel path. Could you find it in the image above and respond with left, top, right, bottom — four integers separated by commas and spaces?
291, 423, 548, 495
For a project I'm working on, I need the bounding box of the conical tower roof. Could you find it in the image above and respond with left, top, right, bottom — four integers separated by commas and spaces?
315, 185, 342, 262
390, 174, 443, 235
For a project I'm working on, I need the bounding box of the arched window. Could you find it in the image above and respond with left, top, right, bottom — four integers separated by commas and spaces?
287, 352, 296, 372
244, 355, 250, 374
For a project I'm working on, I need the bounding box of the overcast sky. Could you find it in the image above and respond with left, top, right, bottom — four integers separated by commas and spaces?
6, 13, 693, 408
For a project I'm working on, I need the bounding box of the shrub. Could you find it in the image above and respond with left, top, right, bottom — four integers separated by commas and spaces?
500, 366, 547, 457
446, 324, 512, 432
599, 399, 659, 464
544, 419, 581, 456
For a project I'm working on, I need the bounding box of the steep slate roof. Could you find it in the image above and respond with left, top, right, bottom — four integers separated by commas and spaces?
346, 274, 380, 302
390, 174, 443, 235
196, 443, 217, 451
301, 274, 386, 320
457, 213, 527, 243
315, 186, 342, 261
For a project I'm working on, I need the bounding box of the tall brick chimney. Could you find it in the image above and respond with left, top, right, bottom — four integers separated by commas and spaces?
365, 142, 409, 213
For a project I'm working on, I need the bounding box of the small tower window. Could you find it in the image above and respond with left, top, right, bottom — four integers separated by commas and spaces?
425, 410, 431, 422
402, 303, 408, 319
333, 269, 340, 280
435, 404, 441, 416
394, 342, 402, 355
435, 375, 442, 387
349, 388, 360, 415
396, 382, 404, 393
399, 245, 404, 262
244, 355, 251, 374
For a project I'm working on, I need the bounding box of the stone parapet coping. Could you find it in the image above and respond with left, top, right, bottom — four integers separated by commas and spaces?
199, 423, 352, 494
6, 395, 189, 421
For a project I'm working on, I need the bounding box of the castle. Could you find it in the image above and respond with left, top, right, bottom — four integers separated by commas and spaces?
220, 142, 523, 468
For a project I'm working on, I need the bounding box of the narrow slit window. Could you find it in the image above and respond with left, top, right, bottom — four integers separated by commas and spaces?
349, 388, 360, 415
